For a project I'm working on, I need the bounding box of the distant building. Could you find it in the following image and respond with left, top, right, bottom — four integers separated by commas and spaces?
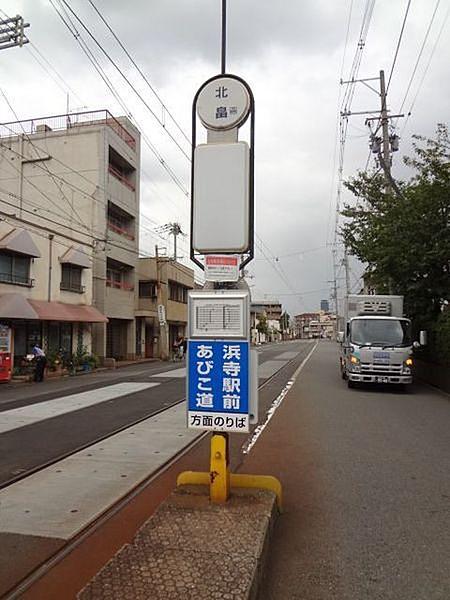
251, 300, 282, 344
320, 299, 330, 312
136, 257, 194, 358
294, 310, 336, 339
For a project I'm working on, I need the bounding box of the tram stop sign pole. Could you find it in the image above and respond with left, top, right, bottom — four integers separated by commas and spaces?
176, 71, 281, 508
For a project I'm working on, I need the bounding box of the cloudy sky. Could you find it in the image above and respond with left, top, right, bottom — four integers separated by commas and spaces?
1, 0, 448, 314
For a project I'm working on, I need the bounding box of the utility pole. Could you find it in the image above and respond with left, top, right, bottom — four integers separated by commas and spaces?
155, 222, 184, 261
379, 69, 391, 181
343, 248, 351, 297
155, 245, 169, 360
171, 222, 182, 261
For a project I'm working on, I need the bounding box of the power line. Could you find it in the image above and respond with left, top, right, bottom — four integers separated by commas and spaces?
84, 0, 190, 145
386, 0, 412, 94
0, 107, 190, 246
0, 87, 91, 232
332, 0, 376, 314
59, 0, 190, 161
401, 3, 449, 135
253, 244, 328, 261
326, 0, 355, 248
48, 0, 189, 198
395, 0, 441, 121
0, 121, 188, 250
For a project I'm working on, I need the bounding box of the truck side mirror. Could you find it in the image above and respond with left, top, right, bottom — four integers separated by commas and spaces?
336, 331, 344, 343
419, 330, 427, 346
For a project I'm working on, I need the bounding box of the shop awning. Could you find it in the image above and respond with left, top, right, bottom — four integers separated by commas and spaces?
0, 228, 41, 258
0, 294, 107, 323
59, 245, 91, 269
0, 294, 39, 320
29, 300, 108, 323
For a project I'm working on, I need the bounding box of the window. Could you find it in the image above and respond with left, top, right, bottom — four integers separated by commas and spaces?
139, 281, 157, 298
61, 264, 84, 293
0, 251, 32, 286
48, 322, 73, 353
169, 281, 189, 304
108, 146, 136, 191
106, 259, 134, 291
350, 319, 412, 347
107, 202, 135, 240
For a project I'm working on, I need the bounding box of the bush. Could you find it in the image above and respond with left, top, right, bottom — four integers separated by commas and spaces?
417, 309, 450, 366
431, 310, 450, 366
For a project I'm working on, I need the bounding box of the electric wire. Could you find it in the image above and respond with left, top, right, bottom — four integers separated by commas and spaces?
48, 0, 189, 198
0, 121, 188, 253
401, 3, 449, 135
386, 0, 412, 94
0, 88, 92, 233
332, 0, 376, 313
84, 0, 190, 145
395, 0, 441, 124
59, 0, 190, 161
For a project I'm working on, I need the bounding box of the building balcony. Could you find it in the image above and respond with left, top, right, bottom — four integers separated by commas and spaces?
60, 282, 85, 294
107, 220, 135, 241
0, 272, 34, 287
106, 279, 135, 291
108, 164, 136, 191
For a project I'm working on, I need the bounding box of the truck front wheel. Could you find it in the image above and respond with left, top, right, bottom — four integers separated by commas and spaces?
348, 379, 356, 389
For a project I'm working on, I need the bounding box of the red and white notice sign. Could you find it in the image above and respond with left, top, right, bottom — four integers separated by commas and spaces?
205, 255, 240, 282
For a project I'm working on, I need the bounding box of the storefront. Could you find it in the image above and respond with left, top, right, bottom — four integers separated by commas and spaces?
0, 293, 107, 374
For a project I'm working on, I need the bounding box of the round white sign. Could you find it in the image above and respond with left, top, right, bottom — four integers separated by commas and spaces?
196, 77, 250, 131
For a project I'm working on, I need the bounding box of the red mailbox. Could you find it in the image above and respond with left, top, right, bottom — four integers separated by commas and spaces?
0, 324, 12, 383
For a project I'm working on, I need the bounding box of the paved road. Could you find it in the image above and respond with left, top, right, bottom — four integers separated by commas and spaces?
243, 340, 450, 599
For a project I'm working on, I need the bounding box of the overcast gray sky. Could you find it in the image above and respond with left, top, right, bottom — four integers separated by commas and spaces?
1, 0, 449, 314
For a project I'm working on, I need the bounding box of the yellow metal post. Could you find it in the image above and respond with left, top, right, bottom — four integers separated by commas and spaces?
209, 432, 230, 503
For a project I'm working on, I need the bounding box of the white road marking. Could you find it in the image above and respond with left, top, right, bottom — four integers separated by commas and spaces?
273, 351, 298, 360
257, 360, 288, 379
150, 367, 186, 378
243, 342, 318, 454
0, 382, 159, 435
0, 402, 197, 539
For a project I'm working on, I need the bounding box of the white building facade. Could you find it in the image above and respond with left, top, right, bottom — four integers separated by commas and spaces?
0, 110, 141, 364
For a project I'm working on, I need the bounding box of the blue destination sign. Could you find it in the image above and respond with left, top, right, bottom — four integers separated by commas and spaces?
187, 340, 249, 432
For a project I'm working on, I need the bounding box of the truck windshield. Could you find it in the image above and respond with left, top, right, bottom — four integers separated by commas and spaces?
350, 319, 411, 346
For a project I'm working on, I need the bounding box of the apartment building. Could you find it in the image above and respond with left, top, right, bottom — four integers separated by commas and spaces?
251, 300, 283, 344
0, 110, 140, 362
295, 311, 336, 339
136, 257, 194, 358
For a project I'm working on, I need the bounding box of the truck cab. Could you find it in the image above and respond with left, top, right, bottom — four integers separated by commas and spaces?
339, 295, 415, 389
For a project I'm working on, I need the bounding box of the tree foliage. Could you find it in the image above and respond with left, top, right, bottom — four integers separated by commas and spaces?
256, 313, 269, 335
341, 124, 450, 323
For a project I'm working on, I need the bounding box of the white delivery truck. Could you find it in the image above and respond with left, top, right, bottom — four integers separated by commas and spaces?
338, 295, 424, 389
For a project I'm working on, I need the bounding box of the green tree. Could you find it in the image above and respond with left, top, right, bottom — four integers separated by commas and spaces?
341, 124, 450, 323
256, 313, 269, 335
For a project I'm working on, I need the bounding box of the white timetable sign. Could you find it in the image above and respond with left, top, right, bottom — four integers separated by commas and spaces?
188, 291, 249, 340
